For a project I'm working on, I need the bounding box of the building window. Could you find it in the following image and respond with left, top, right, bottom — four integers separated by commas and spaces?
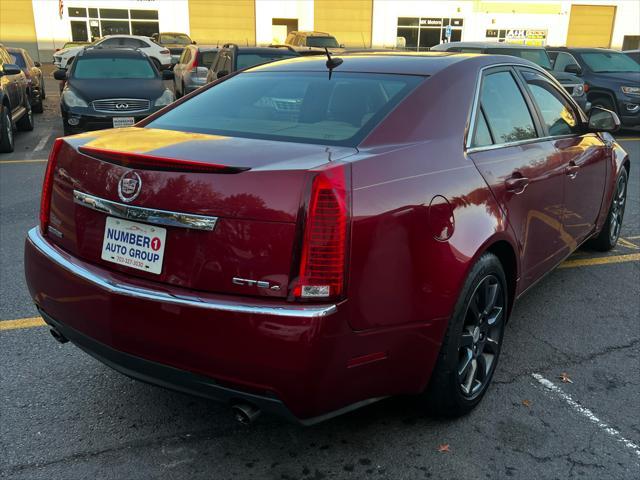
396, 17, 464, 50
68, 7, 87, 18
65, 7, 160, 42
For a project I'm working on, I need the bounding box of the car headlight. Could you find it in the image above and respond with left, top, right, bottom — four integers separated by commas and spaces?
154, 89, 174, 107
61, 89, 88, 107
572, 85, 584, 97
621, 86, 640, 96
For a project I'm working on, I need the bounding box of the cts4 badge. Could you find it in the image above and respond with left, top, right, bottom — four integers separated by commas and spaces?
118, 171, 142, 203
232, 277, 281, 291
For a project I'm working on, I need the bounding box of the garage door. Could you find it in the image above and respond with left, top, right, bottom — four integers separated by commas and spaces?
188, 0, 255, 46
314, 0, 372, 48
566, 5, 616, 48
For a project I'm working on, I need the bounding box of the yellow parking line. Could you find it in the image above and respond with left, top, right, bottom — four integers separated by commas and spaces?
560, 253, 640, 269
617, 137, 640, 141
0, 316, 46, 331
618, 238, 639, 249
0, 159, 47, 165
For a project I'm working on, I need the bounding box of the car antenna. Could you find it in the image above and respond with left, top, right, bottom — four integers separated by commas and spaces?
324, 47, 343, 80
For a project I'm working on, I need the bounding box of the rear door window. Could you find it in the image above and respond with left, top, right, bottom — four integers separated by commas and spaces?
480, 70, 537, 144
519, 69, 579, 136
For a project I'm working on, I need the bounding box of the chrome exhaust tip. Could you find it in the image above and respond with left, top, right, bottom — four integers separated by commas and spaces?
231, 402, 261, 425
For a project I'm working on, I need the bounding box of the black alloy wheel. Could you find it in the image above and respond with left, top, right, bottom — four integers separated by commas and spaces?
457, 275, 505, 399
0, 107, 14, 153
589, 168, 628, 251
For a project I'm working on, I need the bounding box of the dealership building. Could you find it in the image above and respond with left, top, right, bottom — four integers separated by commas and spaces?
2, 0, 639, 61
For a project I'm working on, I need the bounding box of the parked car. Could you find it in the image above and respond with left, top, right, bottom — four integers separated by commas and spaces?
431, 42, 589, 110
284, 31, 345, 55
151, 32, 195, 65
623, 49, 640, 64
0, 44, 34, 152
26, 52, 628, 425
53, 47, 174, 135
547, 47, 640, 127
206, 44, 298, 82
173, 45, 218, 97
54, 35, 172, 71
7, 47, 45, 113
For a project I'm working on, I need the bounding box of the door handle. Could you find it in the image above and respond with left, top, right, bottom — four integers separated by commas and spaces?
565, 162, 580, 179
505, 176, 530, 194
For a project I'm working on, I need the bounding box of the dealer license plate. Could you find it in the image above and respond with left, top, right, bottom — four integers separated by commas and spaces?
113, 117, 135, 128
101, 217, 166, 274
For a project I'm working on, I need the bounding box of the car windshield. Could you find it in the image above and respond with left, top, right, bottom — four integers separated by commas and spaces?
63, 42, 88, 49
9, 52, 26, 68
147, 71, 423, 147
486, 48, 552, 70
580, 51, 640, 73
307, 36, 340, 48
236, 52, 297, 69
73, 57, 156, 79
161, 34, 191, 45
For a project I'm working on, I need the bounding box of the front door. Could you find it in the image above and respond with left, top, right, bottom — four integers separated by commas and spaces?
70, 21, 88, 42
517, 68, 607, 246
468, 67, 568, 291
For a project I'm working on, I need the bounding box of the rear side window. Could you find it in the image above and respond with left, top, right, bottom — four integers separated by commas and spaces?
480, 71, 537, 144
472, 109, 493, 148
552, 51, 580, 73
147, 71, 423, 147
200, 51, 218, 68
10, 52, 26, 68
520, 69, 579, 136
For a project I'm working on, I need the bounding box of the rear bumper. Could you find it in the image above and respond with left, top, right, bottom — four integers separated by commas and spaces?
25, 228, 436, 422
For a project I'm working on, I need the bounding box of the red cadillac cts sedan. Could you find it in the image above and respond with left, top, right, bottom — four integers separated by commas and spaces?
25, 52, 629, 424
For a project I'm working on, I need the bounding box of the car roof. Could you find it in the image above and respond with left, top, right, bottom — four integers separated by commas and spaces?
290, 31, 333, 37
78, 48, 148, 59
6, 47, 26, 54
249, 51, 532, 76
225, 46, 298, 54
195, 46, 219, 51
101, 35, 150, 41
433, 41, 545, 50
546, 46, 621, 53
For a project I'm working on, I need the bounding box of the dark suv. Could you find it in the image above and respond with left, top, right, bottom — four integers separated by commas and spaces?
206, 44, 298, 82
547, 47, 640, 127
0, 44, 34, 152
284, 31, 345, 55
53, 47, 174, 135
431, 42, 589, 110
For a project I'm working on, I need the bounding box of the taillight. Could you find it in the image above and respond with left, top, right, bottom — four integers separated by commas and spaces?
293, 163, 350, 300
191, 55, 199, 69
40, 138, 64, 234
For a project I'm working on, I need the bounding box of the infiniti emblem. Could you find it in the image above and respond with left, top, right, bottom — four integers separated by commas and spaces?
115, 103, 129, 110
118, 171, 142, 203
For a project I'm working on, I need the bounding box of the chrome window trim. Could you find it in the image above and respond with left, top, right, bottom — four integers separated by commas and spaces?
74, 190, 218, 231
464, 62, 587, 153
27, 227, 337, 319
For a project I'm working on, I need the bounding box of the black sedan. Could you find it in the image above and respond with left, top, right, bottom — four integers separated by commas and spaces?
54, 48, 174, 136
7, 47, 45, 113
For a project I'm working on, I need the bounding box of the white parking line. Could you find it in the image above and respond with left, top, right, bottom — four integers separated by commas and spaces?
532, 373, 640, 460
33, 130, 52, 152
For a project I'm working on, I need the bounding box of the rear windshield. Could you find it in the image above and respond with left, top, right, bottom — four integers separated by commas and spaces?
199, 50, 218, 68
236, 52, 297, 70
486, 48, 552, 70
147, 71, 423, 147
9, 52, 26, 68
307, 36, 340, 48
580, 51, 640, 73
73, 57, 156, 79
160, 34, 191, 45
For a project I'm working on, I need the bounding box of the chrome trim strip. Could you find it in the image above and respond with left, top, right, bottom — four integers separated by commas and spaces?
466, 133, 581, 154
27, 228, 337, 318
74, 190, 218, 231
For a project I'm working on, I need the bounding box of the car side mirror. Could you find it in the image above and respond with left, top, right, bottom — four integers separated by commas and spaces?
192, 40, 197, 45
2, 63, 22, 75
217, 70, 228, 79
53, 69, 67, 81
34, 61, 42, 67
339, 44, 345, 48
564, 64, 582, 75
162, 69, 174, 80
588, 106, 620, 133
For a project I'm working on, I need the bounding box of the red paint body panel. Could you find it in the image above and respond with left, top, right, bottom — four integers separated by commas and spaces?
24, 54, 627, 421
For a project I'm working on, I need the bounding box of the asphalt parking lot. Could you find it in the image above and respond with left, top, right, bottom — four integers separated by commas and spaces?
1, 72, 639, 480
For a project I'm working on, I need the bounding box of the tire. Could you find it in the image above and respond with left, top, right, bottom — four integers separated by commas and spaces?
0, 107, 14, 153
587, 168, 628, 251
32, 95, 44, 114
423, 252, 508, 417
16, 98, 34, 131
63, 122, 75, 136
40, 79, 46, 100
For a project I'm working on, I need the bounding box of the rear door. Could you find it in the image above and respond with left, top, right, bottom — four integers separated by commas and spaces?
517, 67, 607, 245
467, 67, 568, 291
